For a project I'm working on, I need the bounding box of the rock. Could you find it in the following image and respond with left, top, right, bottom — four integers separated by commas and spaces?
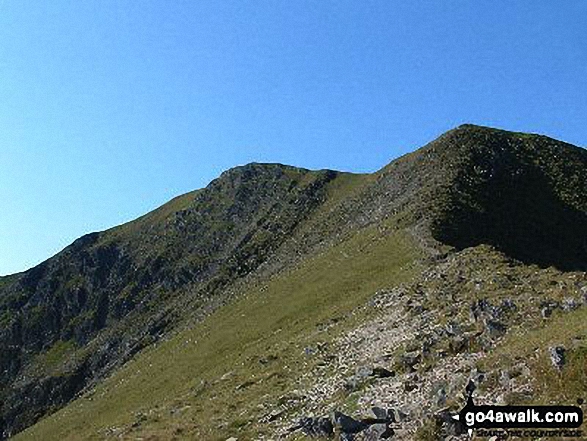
258, 354, 278, 364
344, 377, 363, 392
372, 407, 396, 423
334, 411, 369, 433
465, 379, 476, 397
485, 319, 507, 338
434, 387, 447, 407
404, 380, 418, 392
259, 408, 284, 423
356, 366, 374, 379
469, 367, 486, 385
449, 336, 468, 354
499, 370, 511, 388
295, 416, 334, 437
445, 321, 462, 336
470, 298, 495, 322
220, 371, 233, 381
549, 346, 566, 370
540, 300, 559, 318
345, 366, 394, 391
235, 379, 256, 390
399, 351, 421, 372
562, 298, 580, 311
372, 366, 395, 378
362, 423, 394, 440
500, 298, 517, 311
225, 438, 238, 441
396, 409, 409, 422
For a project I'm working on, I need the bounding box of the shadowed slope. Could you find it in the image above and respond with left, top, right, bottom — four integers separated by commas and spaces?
428, 125, 587, 271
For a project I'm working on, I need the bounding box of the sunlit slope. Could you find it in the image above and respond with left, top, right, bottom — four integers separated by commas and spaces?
0, 165, 370, 437
15, 222, 421, 440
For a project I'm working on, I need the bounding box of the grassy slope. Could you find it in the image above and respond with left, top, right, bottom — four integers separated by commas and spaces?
16, 207, 422, 441
484, 306, 587, 405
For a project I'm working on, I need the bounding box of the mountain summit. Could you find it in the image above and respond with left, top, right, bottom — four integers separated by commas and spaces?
1, 125, 586, 440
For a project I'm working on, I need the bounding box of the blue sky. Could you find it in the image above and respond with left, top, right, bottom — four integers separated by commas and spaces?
1, 1, 586, 275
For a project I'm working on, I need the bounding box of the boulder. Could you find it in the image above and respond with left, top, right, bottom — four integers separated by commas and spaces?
549, 346, 566, 370
485, 319, 507, 338
295, 416, 334, 437
562, 298, 580, 311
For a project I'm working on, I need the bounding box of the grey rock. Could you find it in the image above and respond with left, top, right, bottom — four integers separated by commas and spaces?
334, 411, 368, 433
549, 346, 566, 370
562, 298, 580, 311
400, 351, 421, 371
295, 416, 334, 437
372, 366, 395, 378
500, 298, 517, 311
356, 366, 374, 379
485, 319, 507, 338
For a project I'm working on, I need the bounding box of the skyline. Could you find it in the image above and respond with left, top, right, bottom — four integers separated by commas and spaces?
1, 1, 586, 275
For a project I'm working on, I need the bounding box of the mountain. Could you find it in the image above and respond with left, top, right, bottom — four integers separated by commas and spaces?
1, 124, 586, 440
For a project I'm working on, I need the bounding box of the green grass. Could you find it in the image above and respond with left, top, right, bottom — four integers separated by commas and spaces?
475, 307, 587, 439
40, 340, 78, 372
15, 222, 421, 441
483, 307, 587, 406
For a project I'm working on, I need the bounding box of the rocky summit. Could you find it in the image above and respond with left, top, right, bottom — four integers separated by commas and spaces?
1, 124, 586, 440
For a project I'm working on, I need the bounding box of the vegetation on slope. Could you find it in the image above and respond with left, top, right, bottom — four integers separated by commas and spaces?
0, 164, 361, 437
14, 223, 420, 440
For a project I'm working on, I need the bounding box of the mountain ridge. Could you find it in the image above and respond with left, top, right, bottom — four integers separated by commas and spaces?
2, 124, 586, 440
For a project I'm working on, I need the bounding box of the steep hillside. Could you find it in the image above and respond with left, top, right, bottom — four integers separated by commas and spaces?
0, 164, 364, 437
2, 124, 586, 440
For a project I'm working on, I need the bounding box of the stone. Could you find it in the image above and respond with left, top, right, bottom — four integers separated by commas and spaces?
334, 411, 368, 433
549, 346, 566, 370
485, 319, 507, 338
404, 380, 418, 392
500, 298, 517, 311
372, 366, 395, 378
562, 298, 580, 311
296, 416, 334, 437
399, 351, 421, 371
434, 386, 447, 407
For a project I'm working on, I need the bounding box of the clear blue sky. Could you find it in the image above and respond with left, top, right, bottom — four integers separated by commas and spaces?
1, 1, 586, 275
